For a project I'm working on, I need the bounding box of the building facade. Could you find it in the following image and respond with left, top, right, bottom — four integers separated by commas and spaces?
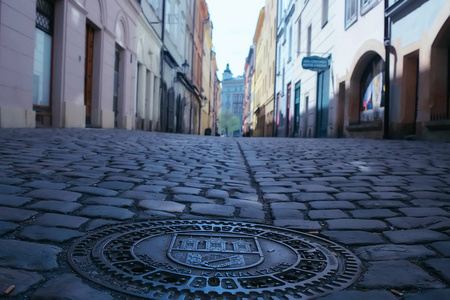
1, 0, 140, 129
0, 0, 219, 134
270, 0, 450, 141
386, 0, 450, 141
243, 45, 255, 137
220, 64, 245, 136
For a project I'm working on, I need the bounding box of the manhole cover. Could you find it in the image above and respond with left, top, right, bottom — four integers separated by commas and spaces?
68, 220, 361, 299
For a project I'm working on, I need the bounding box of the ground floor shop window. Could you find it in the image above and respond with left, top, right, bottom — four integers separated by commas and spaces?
360, 55, 384, 122
33, 0, 54, 112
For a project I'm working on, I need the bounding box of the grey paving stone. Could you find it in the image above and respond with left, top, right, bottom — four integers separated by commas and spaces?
19, 225, 84, 242
358, 260, 445, 289
84, 219, 118, 231
260, 186, 299, 193
334, 192, 371, 201
355, 244, 436, 261
370, 192, 410, 200
339, 187, 372, 192
404, 289, 450, 300
0, 267, 44, 297
138, 200, 186, 213
326, 219, 388, 231
171, 186, 202, 195
349, 209, 398, 219
105, 176, 144, 183
82, 196, 134, 207
78, 205, 135, 220
0, 178, 24, 185
25, 189, 82, 202
28, 201, 82, 214
231, 192, 259, 201
293, 193, 335, 202
0, 195, 32, 207
23, 180, 67, 190
431, 241, 450, 257
383, 229, 449, 244
399, 207, 450, 217
239, 207, 265, 220
320, 290, 397, 300
411, 199, 450, 207
410, 191, 450, 200
297, 185, 339, 193
0, 184, 26, 194
69, 186, 118, 197
386, 217, 450, 229
32, 274, 113, 300
0, 221, 19, 235
174, 194, 215, 203
273, 220, 323, 231
270, 202, 307, 210
321, 231, 385, 245
309, 210, 348, 220
358, 200, 408, 208
34, 213, 89, 229
190, 203, 235, 217
424, 258, 450, 282
138, 210, 177, 220
120, 190, 166, 201
225, 198, 263, 209
0, 239, 62, 270
272, 208, 305, 220
205, 189, 229, 199
97, 181, 135, 190
263, 193, 290, 202
0, 207, 37, 221
132, 184, 165, 193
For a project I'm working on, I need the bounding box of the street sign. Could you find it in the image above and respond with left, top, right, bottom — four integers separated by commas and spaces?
302, 56, 330, 71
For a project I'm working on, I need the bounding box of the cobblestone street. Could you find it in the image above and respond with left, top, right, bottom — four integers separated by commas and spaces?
0, 128, 449, 299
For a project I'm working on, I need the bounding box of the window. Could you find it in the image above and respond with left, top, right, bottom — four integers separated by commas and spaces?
307, 25, 312, 56
360, 56, 385, 122
288, 25, 292, 60
345, 0, 358, 29
33, 0, 54, 110
322, 0, 329, 27
297, 19, 301, 56
361, 0, 378, 15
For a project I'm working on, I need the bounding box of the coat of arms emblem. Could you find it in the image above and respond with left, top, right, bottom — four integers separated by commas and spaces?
167, 233, 264, 270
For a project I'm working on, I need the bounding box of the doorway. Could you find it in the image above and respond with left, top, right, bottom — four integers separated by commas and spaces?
316, 67, 330, 138
294, 81, 301, 137
84, 24, 95, 126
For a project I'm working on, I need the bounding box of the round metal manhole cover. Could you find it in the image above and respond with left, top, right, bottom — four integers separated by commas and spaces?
68, 220, 362, 299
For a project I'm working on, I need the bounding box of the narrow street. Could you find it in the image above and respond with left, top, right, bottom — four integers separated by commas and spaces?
0, 128, 449, 299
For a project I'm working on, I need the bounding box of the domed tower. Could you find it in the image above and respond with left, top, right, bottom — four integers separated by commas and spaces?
222, 63, 233, 80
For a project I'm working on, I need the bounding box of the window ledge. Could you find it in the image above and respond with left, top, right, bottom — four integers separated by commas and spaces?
346, 121, 382, 132
424, 119, 450, 131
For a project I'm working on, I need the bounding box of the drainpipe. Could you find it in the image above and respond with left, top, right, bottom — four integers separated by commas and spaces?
383, 0, 391, 139
272, 1, 279, 137
159, 0, 166, 132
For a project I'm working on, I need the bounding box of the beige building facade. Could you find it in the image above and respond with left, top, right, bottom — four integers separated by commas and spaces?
0, 0, 140, 129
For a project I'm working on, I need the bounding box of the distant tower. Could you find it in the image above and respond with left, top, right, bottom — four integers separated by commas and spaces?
222, 63, 233, 80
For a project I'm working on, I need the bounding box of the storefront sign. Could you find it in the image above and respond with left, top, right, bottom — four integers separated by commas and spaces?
302, 56, 330, 71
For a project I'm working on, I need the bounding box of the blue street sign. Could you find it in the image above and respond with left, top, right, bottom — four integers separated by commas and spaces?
302, 56, 330, 71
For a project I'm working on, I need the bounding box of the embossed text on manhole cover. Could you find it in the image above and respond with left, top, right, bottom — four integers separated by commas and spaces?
68, 220, 362, 299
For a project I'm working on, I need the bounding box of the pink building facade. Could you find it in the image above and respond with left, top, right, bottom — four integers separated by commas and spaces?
0, 0, 139, 129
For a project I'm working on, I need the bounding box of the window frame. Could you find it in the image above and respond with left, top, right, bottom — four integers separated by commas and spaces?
361, 0, 379, 15
345, 0, 358, 30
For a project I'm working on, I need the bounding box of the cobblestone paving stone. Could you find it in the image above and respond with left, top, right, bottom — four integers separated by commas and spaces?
0, 128, 449, 299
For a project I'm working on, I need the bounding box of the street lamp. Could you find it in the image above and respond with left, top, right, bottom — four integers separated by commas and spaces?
182, 60, 189, 75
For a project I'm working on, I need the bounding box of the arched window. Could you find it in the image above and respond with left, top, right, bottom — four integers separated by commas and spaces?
360, 55, 385, 122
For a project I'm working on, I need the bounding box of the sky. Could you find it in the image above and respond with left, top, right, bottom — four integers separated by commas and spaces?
206, 0, 266, 78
